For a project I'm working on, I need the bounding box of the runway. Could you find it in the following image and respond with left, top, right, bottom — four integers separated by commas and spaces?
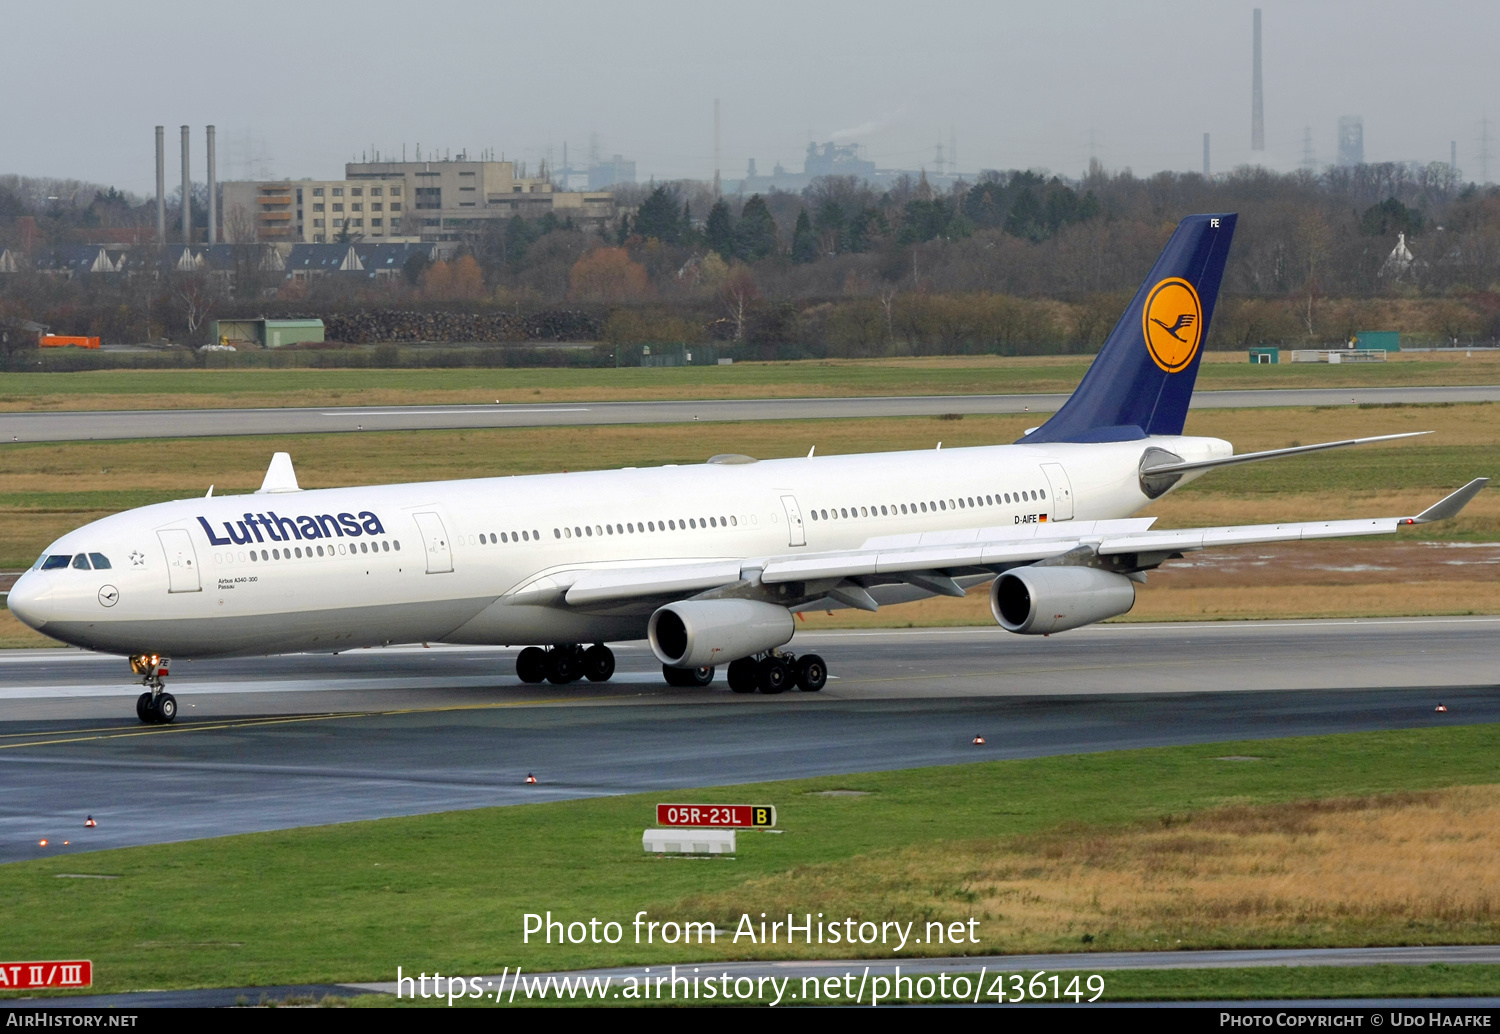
1, 617, 1495, 862
3, 384, 1497, 442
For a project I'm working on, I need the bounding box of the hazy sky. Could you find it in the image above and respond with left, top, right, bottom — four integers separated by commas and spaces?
5, 0, 1498, 194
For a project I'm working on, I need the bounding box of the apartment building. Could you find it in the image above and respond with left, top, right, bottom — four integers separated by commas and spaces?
221, 178, 409, 243
345, 159, 615, 240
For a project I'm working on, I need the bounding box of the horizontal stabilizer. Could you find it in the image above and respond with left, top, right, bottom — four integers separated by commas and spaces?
1141, 432, 1429, 478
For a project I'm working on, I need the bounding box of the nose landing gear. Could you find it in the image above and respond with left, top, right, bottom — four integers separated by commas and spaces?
130, 653, 177, 724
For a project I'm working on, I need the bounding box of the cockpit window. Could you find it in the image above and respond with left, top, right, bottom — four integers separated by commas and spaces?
72, 554, 92, 570
88, 553, 111, 569
41, 555, 72, 570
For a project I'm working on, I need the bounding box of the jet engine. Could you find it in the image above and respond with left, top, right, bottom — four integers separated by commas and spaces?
990, 566, 1136, 635
648, 599, 795, 668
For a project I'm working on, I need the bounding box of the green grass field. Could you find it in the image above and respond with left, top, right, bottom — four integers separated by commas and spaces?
2, 725, 1497, 998
1, 351, 1497, 411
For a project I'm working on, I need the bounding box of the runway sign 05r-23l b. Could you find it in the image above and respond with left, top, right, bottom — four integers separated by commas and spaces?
656, 804, 776, 828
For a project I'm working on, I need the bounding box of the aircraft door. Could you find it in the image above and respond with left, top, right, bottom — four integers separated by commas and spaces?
412, 512, 454, 573
1040, 462, 1075, 521
780, 495, 806, 547
157, 528, 202, 593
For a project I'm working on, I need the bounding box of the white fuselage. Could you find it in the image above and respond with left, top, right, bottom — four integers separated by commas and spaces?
9, 435, 1229, 658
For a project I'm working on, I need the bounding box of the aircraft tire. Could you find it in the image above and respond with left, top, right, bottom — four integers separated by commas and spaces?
155, 693, 178, 723
583, 644, 615, 682
545, 649, 579, 685
685, 665, 715, 687
758, 657, 789, 695
136, 692, 155, 723
795, 654, 827, 692
516, 647, 547, 684
727, 658, 758, 694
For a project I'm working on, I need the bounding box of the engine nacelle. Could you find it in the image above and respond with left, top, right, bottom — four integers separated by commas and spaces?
990, 566, 1136, 635
648, 599, 795, 668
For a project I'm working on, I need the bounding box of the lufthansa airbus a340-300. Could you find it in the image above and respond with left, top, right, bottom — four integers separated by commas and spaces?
7, 214, 1488, 723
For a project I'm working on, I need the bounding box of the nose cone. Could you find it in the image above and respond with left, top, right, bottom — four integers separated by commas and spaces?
7, 573, 52, 630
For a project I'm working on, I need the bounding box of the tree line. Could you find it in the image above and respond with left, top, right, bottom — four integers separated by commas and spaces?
4, 161, 1500, 354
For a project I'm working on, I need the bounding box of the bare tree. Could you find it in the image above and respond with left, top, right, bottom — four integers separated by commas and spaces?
719, 266, 758, 341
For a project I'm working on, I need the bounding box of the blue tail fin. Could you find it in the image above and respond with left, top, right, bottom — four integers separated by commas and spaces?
1022, 213, 1236, 444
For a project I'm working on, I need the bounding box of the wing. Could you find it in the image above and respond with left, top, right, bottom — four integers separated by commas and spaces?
505, 480, 1488, 614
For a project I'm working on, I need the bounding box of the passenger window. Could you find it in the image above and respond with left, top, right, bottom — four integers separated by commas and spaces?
554, 529, 561, 539
89, 553, 112, 569
383, 541, 390, 551
42, 554, 72, 570
730, 516, 737, 526
585, 526, 592, 537
250, 551, 258, 562
1040, 489, 1046, 499
72, 554, 92, 570
394, 540, 401, 550
501, 533, 508, 543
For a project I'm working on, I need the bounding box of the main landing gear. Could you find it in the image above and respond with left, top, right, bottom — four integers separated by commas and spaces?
516, 644, 615, 685
726, 650, 827, 695
130, 653, 177, 724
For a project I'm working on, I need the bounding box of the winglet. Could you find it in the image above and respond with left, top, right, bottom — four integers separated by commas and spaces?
1410, 478, 1489, 524
255, 452, 302, 494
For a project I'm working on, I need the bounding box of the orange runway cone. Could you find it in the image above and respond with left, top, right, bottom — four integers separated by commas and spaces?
525, 773, 537, 784
973, 735, 986, 745
84, 816, 97, 828
1435, 704, 1448, 713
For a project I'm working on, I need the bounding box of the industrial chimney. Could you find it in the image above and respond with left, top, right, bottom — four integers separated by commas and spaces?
155, 126, 166, 243
180, 125, 192, 244
1251, 9, 1265, 152
206, 125, 217, 245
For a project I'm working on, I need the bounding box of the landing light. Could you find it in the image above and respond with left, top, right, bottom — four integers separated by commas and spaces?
38, 839, 47, 847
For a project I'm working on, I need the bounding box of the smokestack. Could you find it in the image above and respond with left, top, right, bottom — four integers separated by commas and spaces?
206, 125, 217, 245
155, 126, 166, 243
180, 125, 192, 244
1203, 133, 1211, 178
713, 98, 721, 198
1251, 8, 1265, 152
